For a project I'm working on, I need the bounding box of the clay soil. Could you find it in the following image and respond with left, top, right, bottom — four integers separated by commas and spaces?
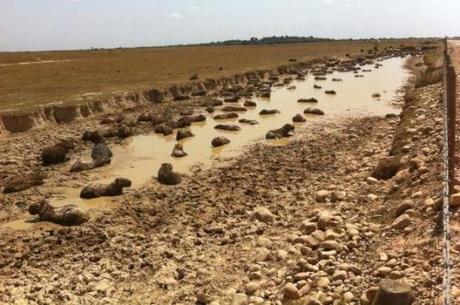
0, 39, 422, 112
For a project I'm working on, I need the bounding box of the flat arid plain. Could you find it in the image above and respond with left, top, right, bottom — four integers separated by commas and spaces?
0, 37, 455, 305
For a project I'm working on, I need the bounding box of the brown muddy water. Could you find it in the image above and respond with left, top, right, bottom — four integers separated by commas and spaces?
2, 56, 409, 230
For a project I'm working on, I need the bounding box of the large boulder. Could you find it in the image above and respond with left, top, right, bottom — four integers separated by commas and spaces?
28, 200, 88, 226
157, 163, 182, 185
3, 173, 45, 193
80, 178, 132, 199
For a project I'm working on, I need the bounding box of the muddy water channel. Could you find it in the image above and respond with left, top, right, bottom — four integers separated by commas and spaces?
99, 57, 408, 183
2, 56, 409, 230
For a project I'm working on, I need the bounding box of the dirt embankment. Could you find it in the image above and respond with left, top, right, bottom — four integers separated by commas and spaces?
0, 50, 445, 305
0, 41, 431, 135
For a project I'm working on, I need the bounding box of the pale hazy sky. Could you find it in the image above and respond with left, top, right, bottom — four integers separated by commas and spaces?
1, 0, 459, 51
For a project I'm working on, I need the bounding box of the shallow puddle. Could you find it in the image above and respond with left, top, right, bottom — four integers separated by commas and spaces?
2, 56, 409, 229
96, 56, 408, 185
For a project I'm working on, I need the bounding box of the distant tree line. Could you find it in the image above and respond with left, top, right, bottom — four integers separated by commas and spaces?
202, 35, 334, 46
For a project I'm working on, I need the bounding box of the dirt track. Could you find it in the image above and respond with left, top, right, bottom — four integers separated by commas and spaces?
0, 47, 446, 305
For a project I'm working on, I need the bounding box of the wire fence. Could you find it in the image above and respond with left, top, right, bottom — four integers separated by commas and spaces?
442, 37, 456, 305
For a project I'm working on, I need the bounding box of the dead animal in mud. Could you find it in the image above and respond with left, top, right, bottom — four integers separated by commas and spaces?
104, 126, 133, 139
28, 200, 88, 226
313, 84, 322, 89
332, 78, 343, 82
3, 173, 45, 193
91, 143, 113, 163
80, 178, 132, 199
224, 96, 240, 103
212, 136, 230, 147
70, 160, 97, 173
362, 69, 372, 72
239, 119, 258, 125
259, 91, 271, 98
244, 100, 257, 107
214, 124, 241, 131
259, 109, 280, 115
372, 279, 414, 305
154, 124, 173, 136
171, 143, 187, 158
180, 109, 194, 116
304, 107, 325, 115
355, 75, 364, 78
100, 114, 124, 125
176, 129, 194, 141
371, 157, 401, 180
137, 112, 155, 123
222, 105, 247, 112
266, 124, 295, 139
292, 114, 306, 123
157, 163, 182, 185
201, 99, 223, 107
287, 86, 296, 90
41, 140, 75, 166
82, 130, 104, 144
213, 113, 239, 120
183, 114, 207, 123
297, 98, 318, 103
315, 76, 327, 81
325, 90, 337, 95
372, 92, 381, 98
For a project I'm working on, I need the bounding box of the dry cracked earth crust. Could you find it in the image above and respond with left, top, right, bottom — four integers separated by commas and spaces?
0, 54, 445, 304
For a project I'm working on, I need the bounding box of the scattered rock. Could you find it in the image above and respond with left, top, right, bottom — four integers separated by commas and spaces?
391, 214, 411, 230
252, 206, 274, 223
